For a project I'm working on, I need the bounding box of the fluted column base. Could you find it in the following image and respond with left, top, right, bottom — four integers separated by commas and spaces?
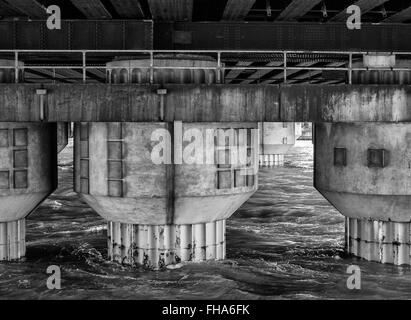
259, 154, 285, 167
0, 219, 26, 261
346, 217, 411, 265
107, 220, 226, 269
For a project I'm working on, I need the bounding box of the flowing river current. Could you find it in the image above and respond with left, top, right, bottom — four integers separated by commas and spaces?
1, 139, 411, 300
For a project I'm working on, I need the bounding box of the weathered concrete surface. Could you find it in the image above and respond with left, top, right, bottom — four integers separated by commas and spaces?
346, 217, 410, 265
0, 122, 57, 222
258, 122, 295, 155
57, 122, 69, 153
0, 61, 58, 262
258, 122, 295, 167
0, 84, 410, 122
0, 122, 57, 261
280, 85, 411, 122
315, 122, 411, 222
74, 122, 258, 225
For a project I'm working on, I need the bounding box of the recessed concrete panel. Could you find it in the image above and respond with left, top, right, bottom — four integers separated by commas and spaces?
13, 150, 28, 168
13, 129, 27, 147
0, 130, 8, 148
217, 170, 231, 189
334, 148, 347, 167
13, 170, 27, 189
108, 161, 122, 179
0, 171, 9, 189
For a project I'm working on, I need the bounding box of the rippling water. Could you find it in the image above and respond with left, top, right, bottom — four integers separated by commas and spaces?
1, 139, 411, 300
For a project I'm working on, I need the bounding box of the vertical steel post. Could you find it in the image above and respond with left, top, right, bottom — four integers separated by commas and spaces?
217, 52, 222, 84
82, 51, 86, 83
14, 51, 19, 83
150, 51, 154, 84
283, 51, 287, 84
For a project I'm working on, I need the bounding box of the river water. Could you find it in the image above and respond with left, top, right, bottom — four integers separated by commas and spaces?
1, 139, 411, 300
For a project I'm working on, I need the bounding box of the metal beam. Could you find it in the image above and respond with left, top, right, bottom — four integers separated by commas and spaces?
225, 61, 252, 83
166, 21, 411, 51
222, 0, 256, 20
287, 62, 345, 83
317, 79, 344, 84
0, 20, 152, 50
330, 0, 389, 22
276, 0, 322, 21
383, 6, 411, 23
70, 0, 112, 19
0, 0, 21, 16
261, 61, 317, 84
109, 0, 144, 19
4, 0, 46, 18
1, 21, 411, 51
86, 68, 106, 80
148, 0, 193, 21
241, 61, 283, 84
24, 69, 73, 83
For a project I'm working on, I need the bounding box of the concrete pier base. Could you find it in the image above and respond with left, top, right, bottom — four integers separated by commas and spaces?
315, 122, 411, 266
0, 122, 57, 262
259, 154, 284, 167
73, 56, 258, 268
314, 54, 411, 266
107, 220, 226, 268
0, 219, 25, 261
0, 61, 57, 262
346, 217, 411, 265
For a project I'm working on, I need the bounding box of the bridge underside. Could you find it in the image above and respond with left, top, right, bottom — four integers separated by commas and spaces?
1, 1, 411, 268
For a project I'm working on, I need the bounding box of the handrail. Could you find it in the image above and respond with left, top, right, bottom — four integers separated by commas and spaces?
0, 49, 407, 84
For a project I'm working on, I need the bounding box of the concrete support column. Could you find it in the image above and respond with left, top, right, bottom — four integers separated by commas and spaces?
75, 55, 258, 268
0, 60, 57, 262
258, 122, 295, 168
314, 54, 411, 265
315, 122, 411, 265
57, 122, 70, 153
315, 53, 411, 265
0, 122, 57, 261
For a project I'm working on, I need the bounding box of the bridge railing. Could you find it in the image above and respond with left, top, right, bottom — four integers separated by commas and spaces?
0, 49, 409, 85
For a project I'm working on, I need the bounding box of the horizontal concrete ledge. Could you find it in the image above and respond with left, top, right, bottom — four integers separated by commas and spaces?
0, 84, 410, 122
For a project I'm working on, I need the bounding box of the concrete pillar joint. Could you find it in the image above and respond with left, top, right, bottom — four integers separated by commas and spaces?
259, 154, 285, 167
107, 220, 226, 269
347, 217, 411, 265
0, 219, 26, 261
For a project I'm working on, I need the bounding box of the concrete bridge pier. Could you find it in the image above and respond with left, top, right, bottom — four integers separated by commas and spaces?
74, 56, 259, 268
57, 123, 70, 153
314, 54, 411, 265
258, 122, 295, 167
0, 60, 57, 261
